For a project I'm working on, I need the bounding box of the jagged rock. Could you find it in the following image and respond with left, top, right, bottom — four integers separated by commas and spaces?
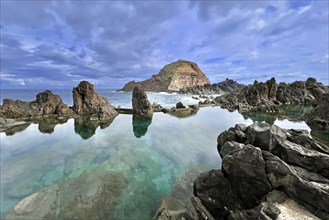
190, 197, 215, 220
193, 170, 241, 219
215, 77, 329, 117
222, 145, 272, 209
5, 169, 126, 220
264, 151, 329, 215
192, 122, 329, 219
0, 90, 72, 118
120, 60, 210, 92
306, 94, 329, 129
132, 86, 153, 119
179, 78, 245, 95
72, 81, 118, 119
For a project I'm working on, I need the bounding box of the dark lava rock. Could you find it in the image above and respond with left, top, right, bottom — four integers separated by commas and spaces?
72, 81, 118, 119
193, 169, 241, 219
222, 145, 272, 209
132, 86, 153, 119
176, 102, 186, 109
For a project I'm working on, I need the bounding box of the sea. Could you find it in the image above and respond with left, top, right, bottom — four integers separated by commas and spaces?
0, 89, 312, 219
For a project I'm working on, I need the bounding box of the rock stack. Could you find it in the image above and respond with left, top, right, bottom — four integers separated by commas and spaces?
72, 81, 118, 119
132, 86, 153, 119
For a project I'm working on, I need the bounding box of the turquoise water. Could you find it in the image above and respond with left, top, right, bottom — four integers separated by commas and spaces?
0, 106, 311, 219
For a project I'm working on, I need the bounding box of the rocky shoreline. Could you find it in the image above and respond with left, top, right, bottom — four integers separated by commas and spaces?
154, 122, 329, 220
2, 77, 329, 220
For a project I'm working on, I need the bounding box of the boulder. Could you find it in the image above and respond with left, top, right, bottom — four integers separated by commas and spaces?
72, 81, 118, 119
132, 86, 153, 119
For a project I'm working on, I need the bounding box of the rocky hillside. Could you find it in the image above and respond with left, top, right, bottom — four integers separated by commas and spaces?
119, 60, 210, 92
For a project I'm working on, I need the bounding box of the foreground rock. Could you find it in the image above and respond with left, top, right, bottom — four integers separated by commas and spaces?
120, 60, 210, 92
0, 90, 73, 119
132, 86, 153, 119
5, 169, 126, 220
155, 122, 329, 219
215, 77, 329, 116
72, 81, 118, 119
195, 122, 329, 219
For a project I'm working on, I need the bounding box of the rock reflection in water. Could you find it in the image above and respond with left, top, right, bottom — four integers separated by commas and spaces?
4, 123, 31, 136
37, 117, 69, 134
241, 112, 276, 125
74, 117, 115, 139
132, 115, 152, 138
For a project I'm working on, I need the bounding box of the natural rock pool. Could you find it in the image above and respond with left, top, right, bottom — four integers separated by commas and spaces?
0, 107, 312, 219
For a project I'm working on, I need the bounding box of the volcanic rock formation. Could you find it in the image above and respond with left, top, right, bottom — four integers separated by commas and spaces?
120, 60, 210, 92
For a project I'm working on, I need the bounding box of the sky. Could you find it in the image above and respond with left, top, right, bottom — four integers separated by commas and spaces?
0, 0, 328, 89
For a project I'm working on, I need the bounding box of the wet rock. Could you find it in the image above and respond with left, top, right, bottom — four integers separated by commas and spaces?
5, 169, 126, 220
72, 81, 118, 119
132, 86, 153, 119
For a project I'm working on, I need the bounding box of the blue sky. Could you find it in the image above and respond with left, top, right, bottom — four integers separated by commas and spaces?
1, 0, 328, 89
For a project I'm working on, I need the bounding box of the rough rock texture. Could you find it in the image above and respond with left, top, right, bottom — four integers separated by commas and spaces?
5, 169, 126, 220
132, 86, 153, 119
192, 122, 329, 219
0, 90, 73, 118
72, 81, 118, 119
215, 77, 329, 115
120, 60, 210, 92
153, 196, 195, 220
306, 93, 329, 129
179, 78, 246, 95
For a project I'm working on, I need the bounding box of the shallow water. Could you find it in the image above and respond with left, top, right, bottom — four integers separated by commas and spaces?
0, 106, 312, 219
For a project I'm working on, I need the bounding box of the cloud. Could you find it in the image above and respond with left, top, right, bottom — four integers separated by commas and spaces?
0, 0, 328, 89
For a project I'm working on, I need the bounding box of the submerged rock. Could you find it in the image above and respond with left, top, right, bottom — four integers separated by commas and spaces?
5, 169, 126, 220
72, 81, 118, 119
132, 86, 153, 119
